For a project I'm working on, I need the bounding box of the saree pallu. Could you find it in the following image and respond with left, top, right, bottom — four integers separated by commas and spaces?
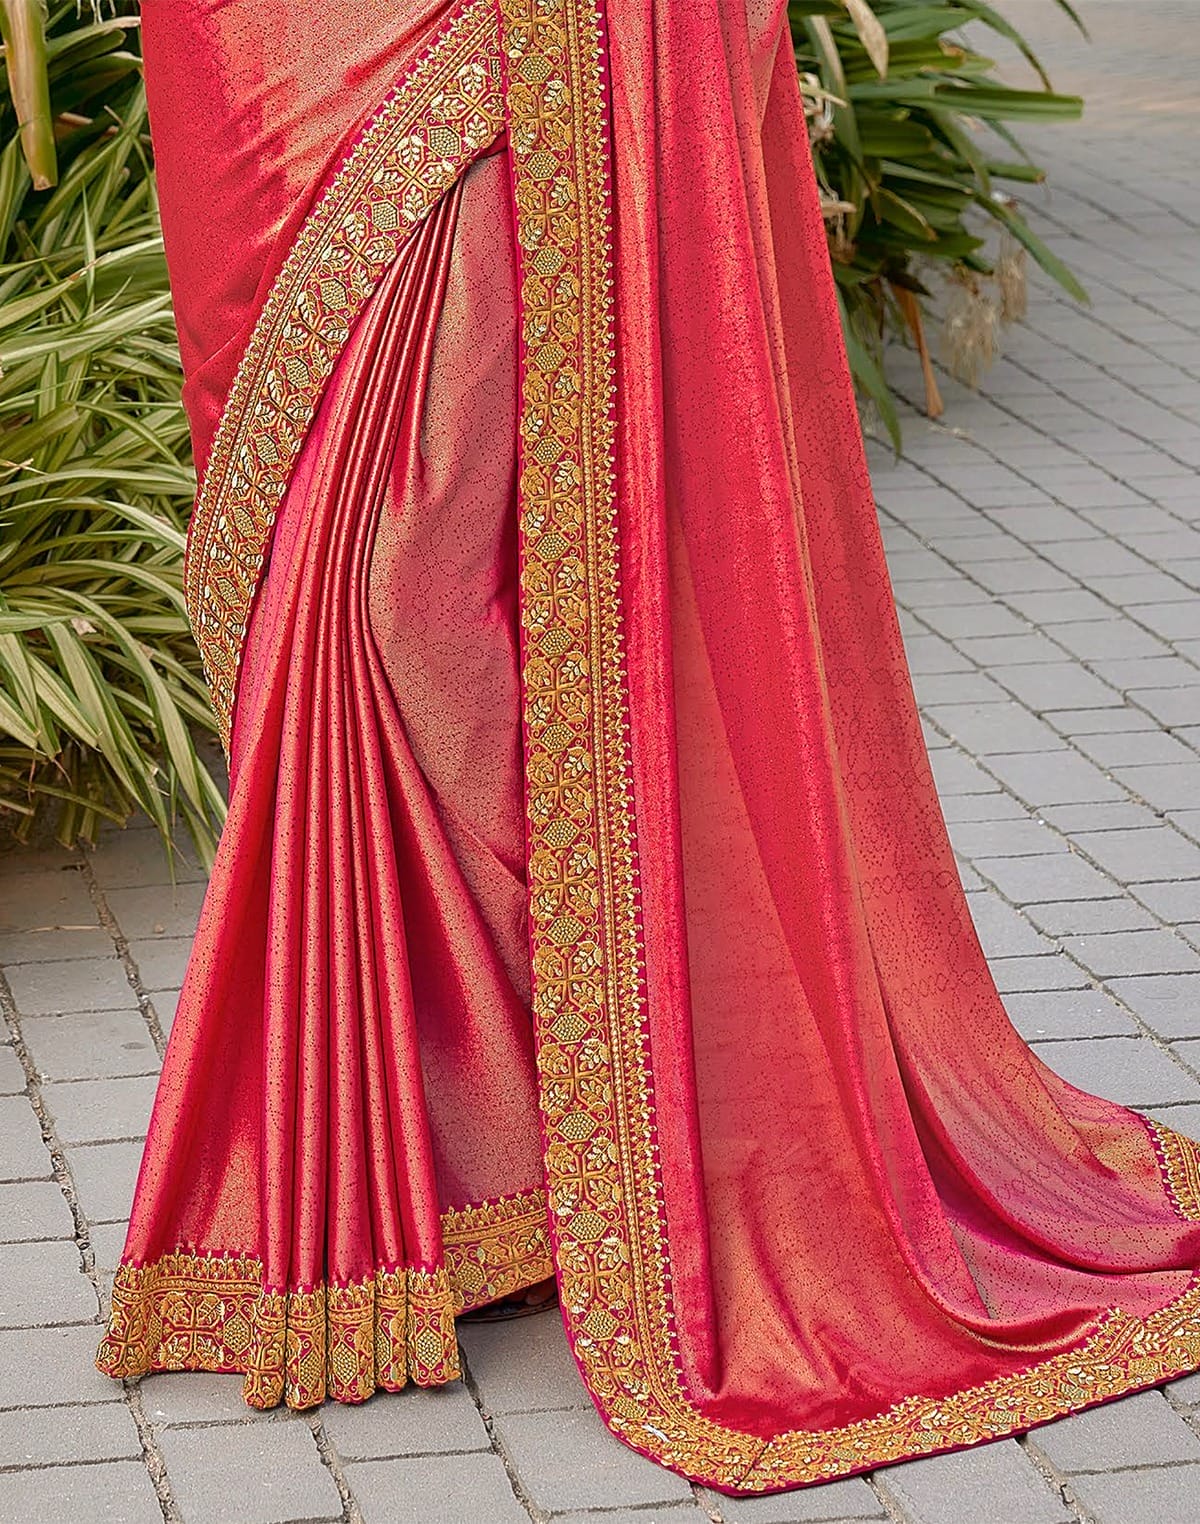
97, 0, 1200, 1494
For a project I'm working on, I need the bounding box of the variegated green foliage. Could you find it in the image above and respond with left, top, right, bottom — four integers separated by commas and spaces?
0, 2, 222, 854
791, 0, 1086, 444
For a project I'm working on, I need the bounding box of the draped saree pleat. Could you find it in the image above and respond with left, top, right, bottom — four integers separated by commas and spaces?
98, 0, 1200, 1494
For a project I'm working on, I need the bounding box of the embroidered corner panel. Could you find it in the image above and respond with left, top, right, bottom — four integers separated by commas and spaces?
499, 0, 1200, 1492
95, 1190, 549, 1408
183, 0, 505, 747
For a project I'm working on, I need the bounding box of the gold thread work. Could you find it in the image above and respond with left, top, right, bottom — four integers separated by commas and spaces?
165, 0, 1200, 1478
498, 0, 1200, 1491
95, 1190, 549, 1409
184, 0, 505, 746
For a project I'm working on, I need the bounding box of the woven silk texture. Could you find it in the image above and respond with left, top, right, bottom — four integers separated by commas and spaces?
98, 0, 1200, 1494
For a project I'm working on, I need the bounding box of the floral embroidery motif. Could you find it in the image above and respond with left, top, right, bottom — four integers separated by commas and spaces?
95, 1189, 549, 1409
169, 0, 1200, 1477
443, 1189, 553, 1309
499, 0, 1200, 1492
185, 0, 506, 746
1148, 1117, 1200, 1223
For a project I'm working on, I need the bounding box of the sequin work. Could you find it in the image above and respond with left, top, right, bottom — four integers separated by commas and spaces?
499, 0, 1200, 1491
107, 0, 1200, 1494
96, 1191, 550, 1407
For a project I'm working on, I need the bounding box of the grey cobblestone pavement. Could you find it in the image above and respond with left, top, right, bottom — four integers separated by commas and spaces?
3, 3, 1200, 1520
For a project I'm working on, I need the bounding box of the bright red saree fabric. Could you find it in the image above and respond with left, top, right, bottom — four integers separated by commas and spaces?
98, 0, 1200, 1493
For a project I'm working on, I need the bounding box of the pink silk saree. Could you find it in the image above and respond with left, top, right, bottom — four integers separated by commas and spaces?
97, 0, 1200, 1494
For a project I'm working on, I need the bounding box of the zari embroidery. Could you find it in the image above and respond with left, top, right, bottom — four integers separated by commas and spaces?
184, 0, 505, 746
95, 1189, 549, 1409
443, 1189, 554, 1309
498, 0, 1200, 1492
1148, 1117, 1200, 1223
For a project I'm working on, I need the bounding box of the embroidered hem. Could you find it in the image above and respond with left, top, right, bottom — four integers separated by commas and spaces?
95, 1188, 552, 1409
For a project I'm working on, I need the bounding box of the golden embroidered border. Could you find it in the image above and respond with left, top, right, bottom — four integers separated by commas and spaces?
1148, 1117, 1200, 1224
499, 0, 1200, 1492
95, 1190, 550, 1409
183, 0, 505, 747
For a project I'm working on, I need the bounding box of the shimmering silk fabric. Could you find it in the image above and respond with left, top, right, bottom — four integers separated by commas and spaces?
99, 0, 1200, 1492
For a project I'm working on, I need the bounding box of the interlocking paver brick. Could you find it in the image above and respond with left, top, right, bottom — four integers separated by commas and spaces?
1075, 728, 1194, 768
86, 826, 208, 891
1036, 800, 1162, 836
1034, 1036, 1200, 1107
967, 894, 1053, 959
1107, 973, 1200, 1041
926, 702, 1064, 758
0, 1400, 141, 1466
947, 818, 1054, 863
1003, 989, 1139, 1043
1067, 1463, 1200, 1524
0, 1459, 161, 1524
1112, 762, 1200, 812
123, 935, 193, 991
139, 1370, 281, 1427
0, 1093, 50, 1181
101, 882, 206, 940
0, 867, 96, 935
957, 633, 1069, 669
973, 853, 1120, 906
875, 1439, 1070, 1524
940, 791, 1028, 825
67, 1139, 143, 1224
1051, 619, 1168, 661
0, 1041, 24, 1094
0, 1323, 119, 1408
155, 1415, 342, 1524
41, 1073, 157, 1144
0, 1239, 94, 1327
459, 1311, 589, 1414
1024, 898, 1156, 937
1003, 589, 1112, 625
1099, 659, 1199, 694
0, 1180, 75, 1242
0, 926, 114, 965
702, 1476, 885, 1522
1059, 929, 1200, 978
1071, 827, 1200, 886
1028, 1390, 1200, 1471
991, 954, 1089, 994
21, 1009, 159, 1081
343, 1452, 528, 1524
149, 988, 180, 1034
927, 750, 1003, 798
553, 1508, 709, 1524
3, 956, 132, 1015
320, 1380, 490, 1458
87, 1221, 128, 1280
991, 662, 1122, 713
983, 751, 1123, 808
493, 1404, 693, 1513
1129, 686, 1200, 727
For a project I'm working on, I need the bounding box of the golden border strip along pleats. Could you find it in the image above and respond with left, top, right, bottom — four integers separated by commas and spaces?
498, 0, 1200, 1492
183, 0, 505, 747
96, 1190, 551, 1409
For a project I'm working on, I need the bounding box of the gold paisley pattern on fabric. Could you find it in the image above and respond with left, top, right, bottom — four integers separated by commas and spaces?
184, 0, 505, 746
499, 0, 1200, 1490
94, 1189, 549, 1408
